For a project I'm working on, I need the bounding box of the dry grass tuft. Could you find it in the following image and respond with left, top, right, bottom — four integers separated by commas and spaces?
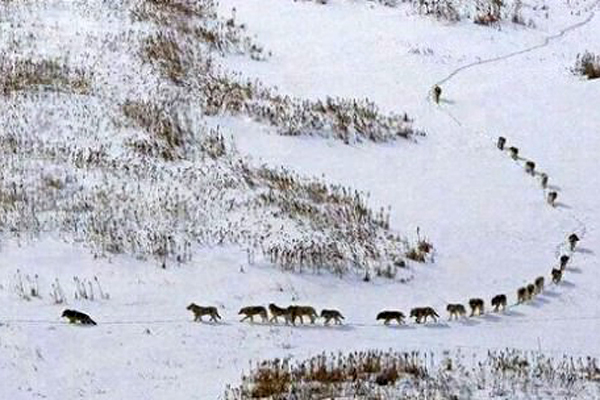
572, 51, 600, 80
121, 100, 191, 160
134, 0, 266, 60
141, 33, 187, 84
226, 349, 600, 399
133, 0, 216, 23
226, 350, 429, 399
0, 58, 91, 96
200, 72, 423, 143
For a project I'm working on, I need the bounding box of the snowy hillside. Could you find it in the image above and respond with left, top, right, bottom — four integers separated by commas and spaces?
1, 0, 600, 398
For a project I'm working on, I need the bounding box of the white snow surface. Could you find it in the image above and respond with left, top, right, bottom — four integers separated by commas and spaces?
2, 0, 600, 398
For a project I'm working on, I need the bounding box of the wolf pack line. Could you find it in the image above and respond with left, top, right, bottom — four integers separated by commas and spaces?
61, 133, 583, 328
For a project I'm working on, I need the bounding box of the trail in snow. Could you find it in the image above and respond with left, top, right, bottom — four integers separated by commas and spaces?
4, 310, 600, 327
432, 0, 597, 241
435, 0, 600, 86
208, 0, 596, 342
4, 304, 600, 363
0, 272, 591, 328
425, 1, 595, 342
438, 95, 589, 245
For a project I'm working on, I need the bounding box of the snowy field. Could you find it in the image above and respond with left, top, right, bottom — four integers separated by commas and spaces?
1, 0, 600, 398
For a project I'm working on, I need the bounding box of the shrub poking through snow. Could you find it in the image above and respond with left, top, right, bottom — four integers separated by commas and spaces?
133, 0, 267, 60
243, 92, 423, 144
572, 51, 600, 80
12, 270, 40, 301
419, 0, 525, 25
0, 0, 427, 280
73, 276, 110, 301
0, 58, 91, 96
225, 349, 600, 399
296, 0, 528, 25
405, 227, 433, 263
121, 99, 195, 161
10, 271, 109, 303
133, 0, 424, 144
405, 247, 426, 262
141, 33, 188, 84
225, 349, 600, 400
50, 279, 67, 304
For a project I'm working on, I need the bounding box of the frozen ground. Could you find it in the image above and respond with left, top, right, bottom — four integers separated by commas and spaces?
1, 0, 600, 398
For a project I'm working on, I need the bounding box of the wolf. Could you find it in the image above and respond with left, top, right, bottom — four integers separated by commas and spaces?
432, 85, 442, 104
268, 303, 291, 324
491, 294, 507, 312
559, 255, 570, 270
61, 309, 96, 325
551, 268, 563, 284
534, 276, 545, 294
469, 298, 485, 316
187, 303, 221, 322
320, 309, 344, 325
568, 233, 580, 251
517, 287, 528, 303
376, 310, 405, 325
525, 161, 536, 175
446, 304, 466, 320
547, 191, 558, 207
239, 306, 268, 323
497, 136, 506, 150
288, 305, 318, 325
540, 173, 549, 189
410, 307, 439, 323
526, 284, 536, 300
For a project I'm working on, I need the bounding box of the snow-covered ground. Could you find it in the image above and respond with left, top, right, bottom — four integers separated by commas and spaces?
1, 0, 600, 398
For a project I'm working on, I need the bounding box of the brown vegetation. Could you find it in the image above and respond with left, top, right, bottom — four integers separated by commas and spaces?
572, 51, 600, 80
225, 349, 600, 399
0, 58, 91, 96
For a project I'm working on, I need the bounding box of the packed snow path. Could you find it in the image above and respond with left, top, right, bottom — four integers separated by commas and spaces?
436, 0, 600, 86
433, 0, 598, 242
